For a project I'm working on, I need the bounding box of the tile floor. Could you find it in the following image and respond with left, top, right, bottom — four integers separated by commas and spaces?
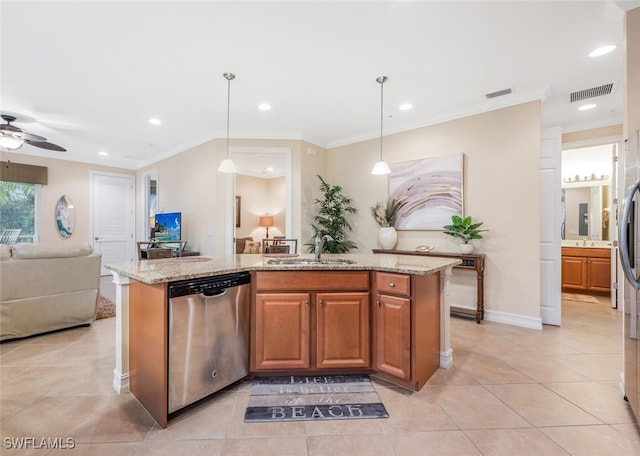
1, 289, 640, 455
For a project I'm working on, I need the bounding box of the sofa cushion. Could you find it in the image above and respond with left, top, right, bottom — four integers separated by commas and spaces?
243, 240, 261, 254
235, 236, 254, 254
0, 244, 11, 261
12, 242, 93, 260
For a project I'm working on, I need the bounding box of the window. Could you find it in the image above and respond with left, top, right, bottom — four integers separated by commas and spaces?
0, 181, 39, 243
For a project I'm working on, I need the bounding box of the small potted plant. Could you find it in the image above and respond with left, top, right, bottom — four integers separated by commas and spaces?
442, 215, 487, 254
371, 199, 400, 249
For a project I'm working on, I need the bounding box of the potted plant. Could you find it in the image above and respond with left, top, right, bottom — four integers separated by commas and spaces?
442, 215, 487, 254
307, 175, 358, 253
371, 199, 400, 249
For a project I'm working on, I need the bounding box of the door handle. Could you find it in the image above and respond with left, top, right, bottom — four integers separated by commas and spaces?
619, 180, 640, 290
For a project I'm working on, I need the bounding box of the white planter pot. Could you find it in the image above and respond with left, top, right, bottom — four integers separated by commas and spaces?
378, 227, 398, 250
459, 243, 474, 254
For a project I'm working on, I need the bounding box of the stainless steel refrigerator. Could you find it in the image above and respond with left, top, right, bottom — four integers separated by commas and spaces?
620, 129, 640, 421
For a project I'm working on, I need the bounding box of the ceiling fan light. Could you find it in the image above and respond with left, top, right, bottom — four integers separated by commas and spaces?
217, 158, 237, 173
0, 136, 23, 150
371, 160, 391, 175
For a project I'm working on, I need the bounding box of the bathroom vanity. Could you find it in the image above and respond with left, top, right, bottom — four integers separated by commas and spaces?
561, 246, 611, 293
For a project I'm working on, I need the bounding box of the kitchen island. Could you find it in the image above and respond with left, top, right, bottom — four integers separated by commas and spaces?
105, 253, 459, 427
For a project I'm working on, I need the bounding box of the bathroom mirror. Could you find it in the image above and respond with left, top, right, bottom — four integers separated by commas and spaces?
561, 184, 610, 241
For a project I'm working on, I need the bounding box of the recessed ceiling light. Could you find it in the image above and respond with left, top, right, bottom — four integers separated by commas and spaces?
98, 151, 109, 156
148, 117, 162, 125
258, 103, 271, 111
399, 103, 413, 111
578, 103, 597, 111
589, 45, 616, 57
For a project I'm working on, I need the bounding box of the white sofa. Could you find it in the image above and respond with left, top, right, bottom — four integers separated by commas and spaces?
0, 242, 102, 341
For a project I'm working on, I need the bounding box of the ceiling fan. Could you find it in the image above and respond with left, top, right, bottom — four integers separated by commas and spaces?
0, 114, 66, 152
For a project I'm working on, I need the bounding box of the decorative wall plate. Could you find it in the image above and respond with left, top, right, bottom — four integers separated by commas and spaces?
55, 194, 75, 238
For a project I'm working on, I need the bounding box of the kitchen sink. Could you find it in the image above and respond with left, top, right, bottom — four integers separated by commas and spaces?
266, 258, 356, 266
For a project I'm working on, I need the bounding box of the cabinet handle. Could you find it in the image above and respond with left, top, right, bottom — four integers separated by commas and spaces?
388, 282, 395, 287
319, 299, 325, 307
304, 300, 309, 306
376, 300, 381, 307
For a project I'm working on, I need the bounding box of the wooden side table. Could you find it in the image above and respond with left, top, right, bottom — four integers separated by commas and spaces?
373, 249, 486, 323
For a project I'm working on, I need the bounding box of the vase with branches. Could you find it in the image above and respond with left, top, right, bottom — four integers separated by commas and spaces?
371, 199, 400, 249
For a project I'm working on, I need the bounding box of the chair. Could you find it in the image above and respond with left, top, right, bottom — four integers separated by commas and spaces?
0, 229, 21, 245
137, 240, 186, 259
146, 248, 173, 259
262, 238, 298, 254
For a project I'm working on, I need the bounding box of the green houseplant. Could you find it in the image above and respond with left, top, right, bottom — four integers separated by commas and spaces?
307, 175, 358, 253
442, 215, 487, 253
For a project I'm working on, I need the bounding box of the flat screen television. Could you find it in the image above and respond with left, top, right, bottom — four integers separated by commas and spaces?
154, 212, 182, 243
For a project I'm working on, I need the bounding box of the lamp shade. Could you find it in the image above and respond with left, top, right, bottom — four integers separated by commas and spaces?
258, 216, 274, 227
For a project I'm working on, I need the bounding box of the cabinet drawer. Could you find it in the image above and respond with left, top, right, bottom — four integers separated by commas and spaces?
255, 271, 369, 291
375, 272, 410, 296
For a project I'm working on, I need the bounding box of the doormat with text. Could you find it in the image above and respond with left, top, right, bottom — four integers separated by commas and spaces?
244, 375, 389, 422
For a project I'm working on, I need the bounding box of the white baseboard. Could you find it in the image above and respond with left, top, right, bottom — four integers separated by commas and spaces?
440, 348, 453, 368
113, 369, 130, 394
451, 303, 543, 330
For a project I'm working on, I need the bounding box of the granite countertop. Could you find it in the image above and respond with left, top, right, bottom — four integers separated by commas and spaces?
105, 253, 461, 285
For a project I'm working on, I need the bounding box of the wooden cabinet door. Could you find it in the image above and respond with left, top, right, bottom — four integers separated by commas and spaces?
254, 293, 310, 370
587, 257, 611, 291
316, 292, 370, 369
374, 293, 411, 380
561, 256, 587, 290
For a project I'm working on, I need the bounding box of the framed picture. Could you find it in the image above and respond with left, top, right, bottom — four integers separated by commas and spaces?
389, 153, 463, 230
235, 196, 241, 228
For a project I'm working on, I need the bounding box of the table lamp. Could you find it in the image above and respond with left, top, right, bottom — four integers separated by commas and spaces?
259, 215, 274, 239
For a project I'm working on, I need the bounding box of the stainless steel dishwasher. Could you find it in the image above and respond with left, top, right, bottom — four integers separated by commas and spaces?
168, 272, 251, 414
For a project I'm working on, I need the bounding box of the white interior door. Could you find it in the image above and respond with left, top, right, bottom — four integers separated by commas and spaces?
540, 127, 562, 326
91, 172, 135, 275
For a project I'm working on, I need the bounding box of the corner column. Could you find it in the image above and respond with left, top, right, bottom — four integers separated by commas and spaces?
110, 271, 130, 393
440, 266, 454, 368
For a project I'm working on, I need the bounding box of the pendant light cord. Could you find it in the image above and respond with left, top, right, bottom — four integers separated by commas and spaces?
377, 76, 388, 162
223, 72, 235, 160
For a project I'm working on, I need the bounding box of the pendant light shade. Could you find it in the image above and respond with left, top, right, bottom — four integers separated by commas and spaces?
371, 75, 390, 175
217, 72, 237, 173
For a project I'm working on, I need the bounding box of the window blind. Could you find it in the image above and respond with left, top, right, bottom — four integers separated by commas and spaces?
0, 161, 48, 185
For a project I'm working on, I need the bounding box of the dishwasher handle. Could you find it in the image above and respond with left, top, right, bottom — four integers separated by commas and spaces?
202, 289, 228, 298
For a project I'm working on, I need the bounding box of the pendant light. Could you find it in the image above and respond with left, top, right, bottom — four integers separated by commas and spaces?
217, 72, 237, 173
371, 75, 391, 175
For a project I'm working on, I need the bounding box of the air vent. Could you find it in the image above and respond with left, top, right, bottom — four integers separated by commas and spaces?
485, 88, 512, 99
570, 83, 614, 103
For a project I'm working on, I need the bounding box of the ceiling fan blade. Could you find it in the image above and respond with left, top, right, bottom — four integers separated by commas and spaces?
24, 139, 66, 152
13, 131, 47, 142
0, 124, 21, 133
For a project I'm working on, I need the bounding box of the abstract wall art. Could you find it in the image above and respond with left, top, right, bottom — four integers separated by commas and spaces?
389, 153, 463, 230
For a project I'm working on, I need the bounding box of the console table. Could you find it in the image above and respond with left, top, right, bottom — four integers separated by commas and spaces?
373, 249, 486, 323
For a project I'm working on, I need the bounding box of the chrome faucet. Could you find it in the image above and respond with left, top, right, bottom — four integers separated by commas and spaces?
314, 234, 333, 259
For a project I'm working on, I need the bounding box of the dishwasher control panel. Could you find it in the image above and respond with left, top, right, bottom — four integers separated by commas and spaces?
169, 272, 251, 298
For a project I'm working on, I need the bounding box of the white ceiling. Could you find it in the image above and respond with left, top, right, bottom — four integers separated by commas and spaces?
1, 0, 638, 170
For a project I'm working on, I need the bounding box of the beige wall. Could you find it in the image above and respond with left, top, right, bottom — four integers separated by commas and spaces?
0, 151, 134, 244
235, 175, 285, 240
326, 102, 542, 321
625, 8, 640, 138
